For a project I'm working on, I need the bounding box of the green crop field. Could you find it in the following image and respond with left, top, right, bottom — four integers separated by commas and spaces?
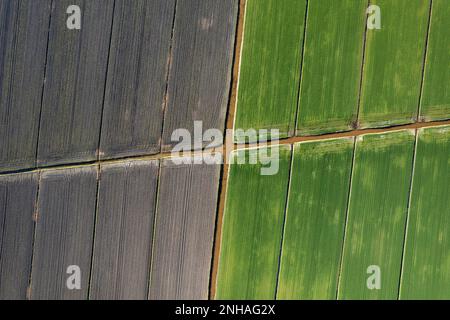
338, 130, 415, 299
216, 127, 450, 300
277, 138, 354, 299
233, 0, 450, 141
297, 0, 366, 136
400, 126, 450, 299
217, 0, 450, 301
215, 125, 450, 299
233, 0, 306, 142
215, 146, 291, 299
358, 0, 430, 128
217, 0, 450, 300
420, 0, 450, 121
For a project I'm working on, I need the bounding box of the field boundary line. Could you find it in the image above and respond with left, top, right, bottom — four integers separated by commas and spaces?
96, 0, 117, 160
158, 0, 179, 154
273, 145, 295, 299
34, 0, 54, 169
417, 0, 434, 119
146, 161, 163, 299
292, 0, 309, 135
355, 0, 370, 128
397, 128, 419, 299
209, 0, 246, 299
86, 164, 102, 299
241, 119, 450, 151
1, 119, 450, 177
26, 170, 42, 300
335, 137, 357, 299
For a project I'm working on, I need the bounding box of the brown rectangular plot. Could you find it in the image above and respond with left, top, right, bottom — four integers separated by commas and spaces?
100, 0, 176, 159
30, 167, 97, 300
0, 0, 51, 172
149, 157, 221, 299
0, 173, 38, 299
161, 0, 238, 151
89, 160, 159, 300
37, 0, 114, 166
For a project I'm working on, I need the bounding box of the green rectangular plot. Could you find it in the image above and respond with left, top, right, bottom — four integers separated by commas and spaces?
419, 0, 450, 121
338, 130, 415, 299
359, 0, 430, 128
216, 145, 291, 299
296, 0, 366, 136
234, 0, 306, 143
277, 138, 354, 299
400, 126, 450, 299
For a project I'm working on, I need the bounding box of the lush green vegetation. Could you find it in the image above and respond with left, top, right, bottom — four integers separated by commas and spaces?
297, 0, 366, 135
219, 0, 448, 300
216, 146, 292, 299
234, 0, 306, 142
358, 0, 430, 128
277, 138, 354, 299
217, 126, 450, 299
420, 0, 450, 121
338, 130, 415, 299
400, 126, 450, 299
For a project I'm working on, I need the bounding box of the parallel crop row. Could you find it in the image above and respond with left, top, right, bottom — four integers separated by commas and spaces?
216, 125, 450, 300
234, 0, 450, 142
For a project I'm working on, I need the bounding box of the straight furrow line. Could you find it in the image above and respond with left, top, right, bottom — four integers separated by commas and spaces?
335, 137, 357, 299
96, 0, 116, 160
397, 129, 419, 298
292, 0, 309, 133
273, 147, 295, 299
417, 0, 433, 119
34, 0, 54, 167
355, 0, 370, 127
